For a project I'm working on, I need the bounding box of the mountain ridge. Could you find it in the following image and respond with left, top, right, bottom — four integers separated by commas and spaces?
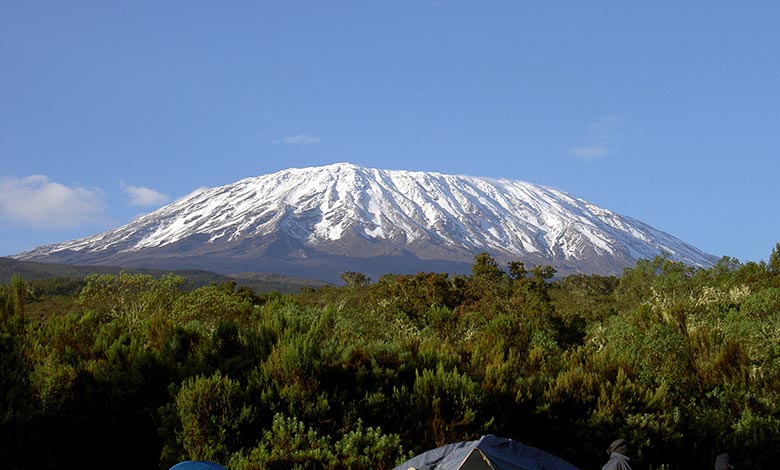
13, 163, 718, 283
0, 257, 328, 293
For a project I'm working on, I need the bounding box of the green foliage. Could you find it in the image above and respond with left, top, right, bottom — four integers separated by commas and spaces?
768, 242, 780, 276
333, 419, 408, 468
229, 413, 407, 470
372, 272, 462, 320
77, 272, 185, 349
2, 245, 780, 468
229, 413, 334, 469
471, 252, 504, 283
469, 252, 509, 301
175, 371, 254, 463
0, 330, 35, 468
551, 273, 619, 323
400, 361, 485, 446
340, 271, 371, 288
10, 275, 27, 319
0, 275, 27, 333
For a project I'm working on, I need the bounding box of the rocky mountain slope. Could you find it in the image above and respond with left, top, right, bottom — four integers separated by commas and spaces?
14, 163, 718, 282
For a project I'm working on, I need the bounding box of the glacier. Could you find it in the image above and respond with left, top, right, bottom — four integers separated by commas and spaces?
13, 163, 718, 280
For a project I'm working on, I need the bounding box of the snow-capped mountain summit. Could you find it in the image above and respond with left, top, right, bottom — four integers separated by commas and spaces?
14, 163, 717, 282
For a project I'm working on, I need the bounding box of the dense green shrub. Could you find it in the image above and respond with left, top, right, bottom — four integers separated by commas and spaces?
3, 248, 780, 468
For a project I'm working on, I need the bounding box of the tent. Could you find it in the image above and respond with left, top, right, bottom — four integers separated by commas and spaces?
169, 461, 227, 470
393, 434, 580, 470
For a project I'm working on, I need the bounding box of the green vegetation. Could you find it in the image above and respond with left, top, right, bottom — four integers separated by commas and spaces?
0, 257, 328, 294
2, 245, 780, 469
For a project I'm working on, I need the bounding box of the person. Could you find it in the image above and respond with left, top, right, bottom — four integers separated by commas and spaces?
601, 438, 632, 470
715, 453, 734, 470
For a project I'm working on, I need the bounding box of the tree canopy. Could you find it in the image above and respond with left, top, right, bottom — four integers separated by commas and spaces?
2, 248, 780, 469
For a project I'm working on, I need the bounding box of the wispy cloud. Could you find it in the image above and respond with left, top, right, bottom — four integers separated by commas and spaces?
282, 134, 321, 145
570, 115, 625, 161
0, 175, 106, 228
570, 146, 609, 159
121, 182, 170, 207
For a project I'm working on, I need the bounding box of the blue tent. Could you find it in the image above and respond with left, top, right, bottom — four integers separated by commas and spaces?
393, 435, 580, 470
169, 461, 227, 470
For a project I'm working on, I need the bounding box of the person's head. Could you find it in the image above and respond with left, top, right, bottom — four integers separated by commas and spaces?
607, 438, 629, 456
715, 453, 733, 470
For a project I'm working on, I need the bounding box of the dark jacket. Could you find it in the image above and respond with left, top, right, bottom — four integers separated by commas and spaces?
715, 453, 733, 470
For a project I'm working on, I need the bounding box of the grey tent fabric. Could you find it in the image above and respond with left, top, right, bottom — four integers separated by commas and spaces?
169, 461, 228, 470
393, 434, 580, 470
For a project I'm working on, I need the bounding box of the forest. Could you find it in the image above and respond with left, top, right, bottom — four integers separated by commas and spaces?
1, 246, 780, 469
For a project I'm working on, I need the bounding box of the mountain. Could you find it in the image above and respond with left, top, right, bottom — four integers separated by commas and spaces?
0, 257, 328, 294
13, 163, 718, 283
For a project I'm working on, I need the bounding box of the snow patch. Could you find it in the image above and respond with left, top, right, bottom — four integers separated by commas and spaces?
12, 163, 716, 270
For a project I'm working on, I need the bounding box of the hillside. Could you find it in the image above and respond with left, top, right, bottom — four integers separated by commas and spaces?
0, 257, 328, 293
13, 163, 718, 282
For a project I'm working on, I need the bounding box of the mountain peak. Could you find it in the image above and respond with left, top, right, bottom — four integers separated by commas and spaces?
14, 164, 717, 282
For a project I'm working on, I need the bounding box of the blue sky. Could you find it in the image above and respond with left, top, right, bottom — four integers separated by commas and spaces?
1, 2, 778, 263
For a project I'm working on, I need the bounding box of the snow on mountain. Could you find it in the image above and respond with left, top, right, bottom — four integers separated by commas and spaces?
13, 163, 718, 281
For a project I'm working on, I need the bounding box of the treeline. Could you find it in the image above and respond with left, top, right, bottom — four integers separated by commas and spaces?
2, 247, 780, 469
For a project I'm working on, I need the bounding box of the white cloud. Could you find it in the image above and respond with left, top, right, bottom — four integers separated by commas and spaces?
570, 115, 625, 160
0, 175, 106, 228
121, 182, 170, 207
570, 146, 609, 159
589, 115, 624, 132
283, 134, 321, 145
